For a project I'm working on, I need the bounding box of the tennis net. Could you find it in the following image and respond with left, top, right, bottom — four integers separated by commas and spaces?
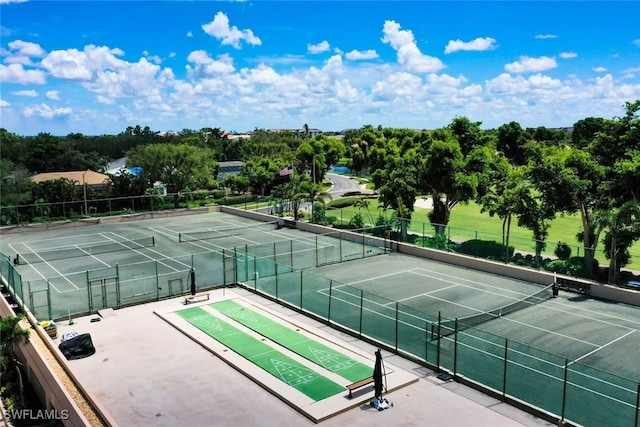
16, 236, 155, 265
178, 221, 279, 243
441, 284, 554, 335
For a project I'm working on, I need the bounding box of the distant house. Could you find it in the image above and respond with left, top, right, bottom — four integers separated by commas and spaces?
31, 170, 111, 191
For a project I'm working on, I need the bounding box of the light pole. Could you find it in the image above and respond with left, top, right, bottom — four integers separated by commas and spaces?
83, 170, 88, 217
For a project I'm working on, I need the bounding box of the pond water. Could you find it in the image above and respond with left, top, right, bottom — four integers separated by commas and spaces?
329, 165, 351, 174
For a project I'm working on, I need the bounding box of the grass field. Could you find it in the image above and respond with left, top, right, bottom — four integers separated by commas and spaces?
326, 199, 640, 272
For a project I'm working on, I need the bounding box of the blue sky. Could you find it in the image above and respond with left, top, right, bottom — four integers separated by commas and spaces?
1, 1, 639, 136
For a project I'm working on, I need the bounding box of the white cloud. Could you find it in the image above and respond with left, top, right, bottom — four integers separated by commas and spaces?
381, 20, 445, 73
45, 90, 60, 100
535, 34, 558, 39
632, 39, 640, 47
504, 56, 557, 73
201, 11, 262, 49
8, 40, 46, 57
559, 52, 577, 59
23, 103, 72, 119
186, 51, 235, 76
0, 98, 9, 107
0, 0, 27, 4
308, 41, 330, 54
41, 45, 126, 81
593, 67, 607, 73
13, 89, 37, 97
187, 31, 193, 38
444, 37, 497, 54
0, 63, 47, 84
96, 95, 115, 105
345, 49, 379, 60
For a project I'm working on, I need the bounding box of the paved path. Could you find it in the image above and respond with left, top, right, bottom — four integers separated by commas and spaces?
52, 287, 555, 427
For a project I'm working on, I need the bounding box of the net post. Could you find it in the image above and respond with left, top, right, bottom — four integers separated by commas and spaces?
289, 240, 293, 270
152, 236, 155, 246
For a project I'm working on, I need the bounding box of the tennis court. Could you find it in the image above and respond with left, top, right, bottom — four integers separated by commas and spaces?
2, 208, 640, 426
0, 211, 386, 320
240, 250, 640, 427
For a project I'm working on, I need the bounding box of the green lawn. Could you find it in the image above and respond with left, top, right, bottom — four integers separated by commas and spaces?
325, 199, 640, 271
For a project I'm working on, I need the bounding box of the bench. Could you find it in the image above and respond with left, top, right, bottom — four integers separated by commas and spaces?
184, 291, 210, 305
346, 377, 374, 398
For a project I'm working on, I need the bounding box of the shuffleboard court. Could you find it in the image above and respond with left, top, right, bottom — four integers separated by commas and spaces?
154, 293, 419, 423
178, 306, 345, 402
209, 299, 374, 383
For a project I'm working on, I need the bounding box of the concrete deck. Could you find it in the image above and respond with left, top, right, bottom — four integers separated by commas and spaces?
52, 287, 555, 427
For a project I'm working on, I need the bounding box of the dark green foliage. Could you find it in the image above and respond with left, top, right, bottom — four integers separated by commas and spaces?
327, 197, 359, 208
458, 239, 514, 260
554, 242, 572, 260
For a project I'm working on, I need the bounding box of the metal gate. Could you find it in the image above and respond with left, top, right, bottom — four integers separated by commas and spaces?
88, 276, 120, 312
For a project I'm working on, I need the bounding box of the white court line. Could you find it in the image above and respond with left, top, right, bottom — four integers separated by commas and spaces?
77, 246, 111, 268
569, 329, 637, 365
101, 232, 184, 271
13, 242, 78, 291
411, 266, 541, 298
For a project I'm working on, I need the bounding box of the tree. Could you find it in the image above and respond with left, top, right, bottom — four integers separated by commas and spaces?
594, 201, 640, 284
480, 164, 523, 262
127, 144, 218, 207
420, 131, 477, 232
496, 121, 528, 165
0, 315, 30, 407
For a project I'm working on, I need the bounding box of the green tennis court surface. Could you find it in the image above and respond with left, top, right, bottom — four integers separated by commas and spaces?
210, 299, 373, 383
178, 306, 345, 401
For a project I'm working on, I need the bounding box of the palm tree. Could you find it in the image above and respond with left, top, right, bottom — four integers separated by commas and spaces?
302, 181, 332, 223
593, 201, 640, 284
0, 315, 30, 407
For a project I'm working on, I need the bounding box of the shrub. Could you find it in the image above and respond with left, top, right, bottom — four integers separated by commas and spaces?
458, 239, 514, 261
555, 242, 572, 260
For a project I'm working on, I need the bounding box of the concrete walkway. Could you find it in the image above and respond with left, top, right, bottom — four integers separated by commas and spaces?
51, 287, 555, 427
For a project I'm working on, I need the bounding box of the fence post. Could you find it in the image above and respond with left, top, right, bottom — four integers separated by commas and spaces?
46, 281, 52, 321
634, 383, 639, 427
86, 271, 92, 313
453, 319, 458, 376
561, 359, 568, 422
425, 321, 429, 362
502, 339, 509, 400
299, 271, 304, 310
437, 311, 442, 369
395, 302, 399, 352
327, 279, 333, 323
155, 261, 160, 300
358, 289, 364, 336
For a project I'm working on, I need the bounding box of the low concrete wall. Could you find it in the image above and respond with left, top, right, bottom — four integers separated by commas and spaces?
0, 292, 115, 426
0, 206, 220, 235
